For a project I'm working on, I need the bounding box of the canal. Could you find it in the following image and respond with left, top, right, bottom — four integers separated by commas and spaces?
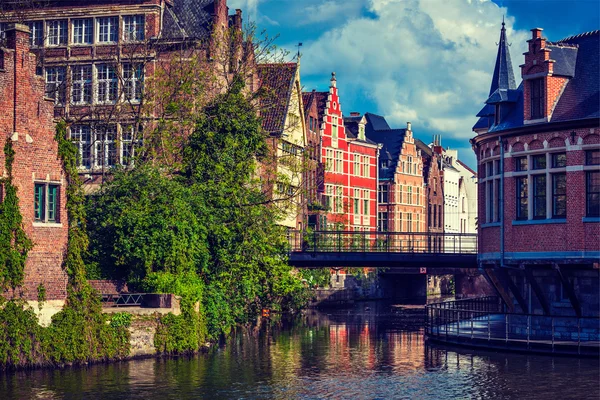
2, 302, 599, 399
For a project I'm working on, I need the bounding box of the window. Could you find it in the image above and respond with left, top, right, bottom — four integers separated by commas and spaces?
95, 125, 118, 167
335, 186, 343, 213
123, 15, 145, 41
353, 154, 359, 176
533, 175, 546, 219
121, 125, 137, 165
335, 150, 343, 173
530, 78, 544, 119
358, 124, 365, 140
407, 213, 413, 233
98, 17, 118, 43
325, 149, 334, 171
331, 116, 338, 147
379, 184, 388, 203
309, 116, 314, 131
433, 205, 437, 227
45, 67, 66, 104
72, 19, 93, 44
532, 154, 546, 170
488, 180, 495, 221
324, 185, 333, 210
487, 162, 493, 177
515, 157, 528, 171
552, 153, 567, 168
516, 177, 528, 220
70, 125, 92, 168
27, 21, 43, 47
407, 187, 412, 205
47, 20, 67, 46
34, 183, 60, 223
552, 173, 566, 218
363, 191, 369, 216
378, 212, 388, 232
71, 65, 92, 104
97, 64, 118, 103
353, 189, 359, 215
586, 150, 600, 166
587, 171, 600, 217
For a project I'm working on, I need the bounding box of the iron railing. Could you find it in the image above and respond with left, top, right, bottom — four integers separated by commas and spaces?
288, 230, 477, 254
100, 293, 144, 307
425, 297, 600, 356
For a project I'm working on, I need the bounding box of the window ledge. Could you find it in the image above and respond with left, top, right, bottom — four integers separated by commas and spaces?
33, 222, 63, 228
481, 222, 501, 228
512, 219, 566, 226
582, 217, 600, 223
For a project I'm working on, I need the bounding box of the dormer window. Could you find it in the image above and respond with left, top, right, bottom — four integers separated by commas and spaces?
530, 78, 544, 119
358, 124, 365, 140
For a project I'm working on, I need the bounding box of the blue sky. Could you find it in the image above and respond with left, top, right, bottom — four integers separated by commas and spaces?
229, 0, 599, 167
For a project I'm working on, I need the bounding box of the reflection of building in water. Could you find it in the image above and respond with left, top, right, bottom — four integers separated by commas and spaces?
269, 331, 303, 382
329, 323, 352, 372
388, 331, 425, 371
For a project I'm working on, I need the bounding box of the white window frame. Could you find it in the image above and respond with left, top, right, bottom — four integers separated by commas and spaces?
72, 18, 93, 45
123, 63, 143, 103
97, 16, 118, 43
123, 15, 145, 42
47, 20, 67, 46
96, 64, 118, 104
45, 66, 66, 104
71, 64, 92, 105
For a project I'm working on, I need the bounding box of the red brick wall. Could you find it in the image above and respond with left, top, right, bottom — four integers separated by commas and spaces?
477, 128, 600, 260
88, 280, 129, 294
0, 26, 68, 300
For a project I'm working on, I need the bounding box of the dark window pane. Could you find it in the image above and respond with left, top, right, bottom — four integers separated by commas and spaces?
552, 153, 566, 168
530, 78, 544, 119
516, 177, 528, 220
552, 173, 566, 218
48, 185, 58, 222
516, 157, 527, 171
532, 154, 546, 170
34, 184, 45, 221
487, 162, 493, 177
586, 150, 600, 166
587, 171, 600, 217
533, 175, 546, 219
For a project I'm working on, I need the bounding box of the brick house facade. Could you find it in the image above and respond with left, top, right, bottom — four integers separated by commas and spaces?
364, 114, 426, 248
306, 73, 379, 231
415, 138, 444, 251
472, 24, 599, 317
0, 0, 252, 190
0, 24, 68, 302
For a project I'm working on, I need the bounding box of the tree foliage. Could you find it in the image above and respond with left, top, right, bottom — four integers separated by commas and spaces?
86, 76, 308, 341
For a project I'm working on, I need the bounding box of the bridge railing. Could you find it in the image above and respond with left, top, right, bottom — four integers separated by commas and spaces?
287, 231, 477, 254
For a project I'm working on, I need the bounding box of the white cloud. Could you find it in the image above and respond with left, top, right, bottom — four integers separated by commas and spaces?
300, 0, 365, 25
228, 0, 261, 23
298, 0, 529, 150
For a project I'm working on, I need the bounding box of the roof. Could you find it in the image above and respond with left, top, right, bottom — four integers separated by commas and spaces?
456, 159, 476, 175
258, 63, 298, 135
363, 113, 406, 180
162, 0, 216, 40
488, 21, 517, 97
414, 138, 433, 158
474, 29, 599, 133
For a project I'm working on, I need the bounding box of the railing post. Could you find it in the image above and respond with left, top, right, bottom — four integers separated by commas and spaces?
551, 317, 555, 353
505, 314, 509, 343
313, 229, 317, 252
471, 312, 474, 339
527, 315, 530, 349
578, 318, 581, 355
457, 309, 460, 337
488, 313, 491, 341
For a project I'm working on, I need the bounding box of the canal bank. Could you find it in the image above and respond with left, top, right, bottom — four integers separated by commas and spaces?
2, 302, 598, 399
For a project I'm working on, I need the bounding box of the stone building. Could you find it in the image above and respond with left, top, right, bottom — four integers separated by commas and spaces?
364, 114, 426, 247
0, 0, 253, 189
0, 25, 69, 309
415, 137, 444, 250
472, 23, 599, 316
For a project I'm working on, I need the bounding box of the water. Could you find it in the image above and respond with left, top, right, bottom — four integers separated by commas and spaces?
2, 302, 599, 399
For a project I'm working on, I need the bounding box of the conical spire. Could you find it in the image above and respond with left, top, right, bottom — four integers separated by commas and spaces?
489, 19, 516, 96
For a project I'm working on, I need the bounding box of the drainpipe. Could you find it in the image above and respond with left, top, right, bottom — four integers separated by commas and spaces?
499, 136, 505, 267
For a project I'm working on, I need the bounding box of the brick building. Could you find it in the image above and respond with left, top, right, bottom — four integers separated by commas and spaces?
302, 89, 324, 229
364, 114, 426, 247
0, 24, 68, 305
415, 137, 444, 250
472, 23, 600, 316
304, 73, 380, 231
0, 0, 252, 189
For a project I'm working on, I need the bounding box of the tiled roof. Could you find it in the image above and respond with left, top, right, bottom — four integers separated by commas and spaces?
474, 30, 599, 132
162, 0, 216, 40
414, 138, 433, 158
258, 63, 298, 135
364, 113, 405, 180
457, 159, 476, 175
488, 21, 517, 97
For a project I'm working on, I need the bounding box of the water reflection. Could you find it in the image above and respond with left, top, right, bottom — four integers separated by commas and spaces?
2, 303, 598, 399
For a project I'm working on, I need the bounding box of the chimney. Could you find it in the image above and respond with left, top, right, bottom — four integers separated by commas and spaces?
350, 112, 360, 117
330, 71, 337, 88
531, 27, 543, 40
234, 9, 243, 31
406, 122, 412, 131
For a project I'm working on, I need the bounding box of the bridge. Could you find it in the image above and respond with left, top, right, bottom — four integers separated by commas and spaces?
287, 231, 478, 271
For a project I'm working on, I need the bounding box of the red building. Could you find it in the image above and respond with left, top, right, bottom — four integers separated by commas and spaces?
472, 24, 599, 317
0, 24, 69, 304
305, 73, 380, 231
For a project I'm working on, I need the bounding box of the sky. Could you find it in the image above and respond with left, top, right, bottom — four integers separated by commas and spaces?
228, 0, 600, 168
